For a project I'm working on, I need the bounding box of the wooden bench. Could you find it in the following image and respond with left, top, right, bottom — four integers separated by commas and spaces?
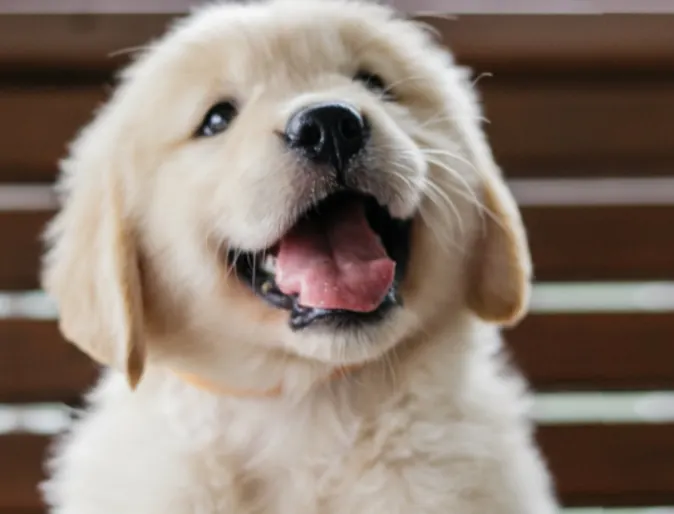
1, 8, 673, 513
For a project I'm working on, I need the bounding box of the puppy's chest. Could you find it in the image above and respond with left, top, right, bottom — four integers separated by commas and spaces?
226, 398, 368, 477
213, 396, 435, 514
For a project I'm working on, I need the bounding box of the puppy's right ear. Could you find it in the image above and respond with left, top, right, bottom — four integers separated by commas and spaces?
41, 111, 145, 388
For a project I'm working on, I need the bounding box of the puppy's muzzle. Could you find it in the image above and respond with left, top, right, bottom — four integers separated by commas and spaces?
285, 102, 369, 176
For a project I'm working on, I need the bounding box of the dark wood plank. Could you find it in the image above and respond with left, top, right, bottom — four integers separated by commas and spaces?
0, 508, 44, 513
1, 312, 673, 402
441, 15, 674, 73
3, 425, 674, 509
0, 435, 48, 511
537, 424, 674, 507
523, 205, 674, 281
1, 509, 48, 513
2, 14, 674, 74
0, 320, 98, 403
3, 77, 674, 181
482, 78, 674, 178
0, 211, 51, 290
507, 313, 674, 391
0, 88, 107, 182
1, 204, 674, 291
0, 15, 171, 74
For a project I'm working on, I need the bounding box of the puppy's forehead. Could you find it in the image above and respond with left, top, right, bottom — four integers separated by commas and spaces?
157, 0, 429, 88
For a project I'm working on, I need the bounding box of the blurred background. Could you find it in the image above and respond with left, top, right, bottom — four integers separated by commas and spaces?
1, 1, 674, 513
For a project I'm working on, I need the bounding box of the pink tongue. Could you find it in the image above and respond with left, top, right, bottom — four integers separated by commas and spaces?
275, 201, 395, 312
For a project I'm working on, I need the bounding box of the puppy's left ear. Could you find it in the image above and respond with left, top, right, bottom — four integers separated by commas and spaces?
41, 106, 146, 388
467, 172, 532, 326
447, 66, 532, 325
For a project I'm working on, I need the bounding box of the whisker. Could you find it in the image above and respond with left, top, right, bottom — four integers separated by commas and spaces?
424, 159, 487, 235
382, 345, 398, 391
377, 74, 427, 98
471, 72, 493, 87
418, 148, 478, 173
425, 157, 507, 234
417, 200, 462, 253
386, 159, 464, 251
421, 176, 464, 235
229, 249, 243, 279
107, 45, 150, 58
424, 156, 480, 206
415, 112, 490, 130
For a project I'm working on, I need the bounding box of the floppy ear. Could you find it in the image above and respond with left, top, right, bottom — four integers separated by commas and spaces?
446, 66, 532, 325
41, 114, 146, 388
467, 173, 532, 326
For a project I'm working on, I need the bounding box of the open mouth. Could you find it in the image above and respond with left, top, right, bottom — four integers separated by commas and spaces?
227, 190, 412, 330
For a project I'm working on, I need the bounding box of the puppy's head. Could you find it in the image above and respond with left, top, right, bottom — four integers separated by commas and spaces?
42, 0, 531, 391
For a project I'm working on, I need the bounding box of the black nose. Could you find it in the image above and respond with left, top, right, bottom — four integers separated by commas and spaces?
285, 102, 368, 173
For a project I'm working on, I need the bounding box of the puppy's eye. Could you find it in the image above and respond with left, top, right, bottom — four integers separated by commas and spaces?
354, 70, 390, 98
196, 101, 237, 137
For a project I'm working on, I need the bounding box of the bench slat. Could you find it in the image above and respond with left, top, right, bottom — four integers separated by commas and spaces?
482, 79, 674, 177
0, 435, 48, 511
3, 425, 674, 509
2, 15, 674, 74
1, 313, 673, 402
0, 320, 98, 404
0, 211, 50, 291
507, 313, 674, 390
2, 205, 673, 291
524, 205, 674, 281
540, 424, 674, 506
0, 88, 106, 183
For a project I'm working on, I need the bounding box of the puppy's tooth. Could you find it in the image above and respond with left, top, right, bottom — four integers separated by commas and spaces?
261, 255, 276, 274
261, 281, 273, 295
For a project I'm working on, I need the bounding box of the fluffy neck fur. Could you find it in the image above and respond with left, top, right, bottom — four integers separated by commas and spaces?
143, 308, 474, 405
93, 312, 498, 435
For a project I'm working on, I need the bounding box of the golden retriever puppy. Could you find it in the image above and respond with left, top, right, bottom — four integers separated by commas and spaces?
40, 0, 558, 512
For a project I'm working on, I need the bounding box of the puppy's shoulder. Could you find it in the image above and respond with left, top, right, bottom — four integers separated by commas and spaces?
42, 372, 244, 514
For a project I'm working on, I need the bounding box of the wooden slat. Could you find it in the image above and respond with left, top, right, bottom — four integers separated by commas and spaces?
3, 77, 674, 181
0, 320, 98, 403
0, 435, 48, 511
0, 88, 106, 182
2, 15, 674, 74
2, 425, 674, 509
523, 205, 674, 281
0, 210, 50, 290
441, 15, 674, 73
2, 204, 673, 291
0, 211, 51, 290
537, 424, 674, 507
507, 313, 674, 391
482, 78, 674, 177
1, 312, 673, 402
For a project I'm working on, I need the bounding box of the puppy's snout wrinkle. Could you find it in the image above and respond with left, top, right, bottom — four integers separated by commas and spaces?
285, 102, 368, 174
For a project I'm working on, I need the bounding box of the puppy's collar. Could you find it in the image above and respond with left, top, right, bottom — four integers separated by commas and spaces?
174, 365, 361, 398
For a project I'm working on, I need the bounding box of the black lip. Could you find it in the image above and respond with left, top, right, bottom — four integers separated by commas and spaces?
288, 288, 400, 330
227, 191, 412, 330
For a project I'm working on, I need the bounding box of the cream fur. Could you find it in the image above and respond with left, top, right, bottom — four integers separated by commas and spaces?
40, 0, 559, 512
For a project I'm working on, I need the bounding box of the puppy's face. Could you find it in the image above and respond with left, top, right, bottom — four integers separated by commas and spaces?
42, 0, 531, 391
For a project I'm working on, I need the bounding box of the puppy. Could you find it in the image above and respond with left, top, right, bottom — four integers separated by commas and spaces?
40, 0, 559, 512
